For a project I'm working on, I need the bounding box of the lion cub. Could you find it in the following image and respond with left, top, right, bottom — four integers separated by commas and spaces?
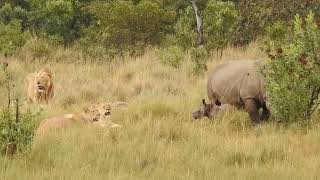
27, 68, 54, 104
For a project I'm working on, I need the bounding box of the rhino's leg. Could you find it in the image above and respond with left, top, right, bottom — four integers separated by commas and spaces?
260, 102, 270, 121
244, 99, 260, 123
208, 89, 221, 106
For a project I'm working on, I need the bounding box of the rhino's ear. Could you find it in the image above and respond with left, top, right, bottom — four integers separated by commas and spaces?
202, 99, 206, 105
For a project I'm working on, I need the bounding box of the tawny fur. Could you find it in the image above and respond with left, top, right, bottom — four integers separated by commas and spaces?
33, 101, 124, 145
27, 68, 54, 104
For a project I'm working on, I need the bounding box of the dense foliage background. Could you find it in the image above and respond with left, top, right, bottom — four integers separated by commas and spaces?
1, 0, 320, 56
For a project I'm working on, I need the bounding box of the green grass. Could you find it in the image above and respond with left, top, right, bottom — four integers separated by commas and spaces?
0, 44, 320, 180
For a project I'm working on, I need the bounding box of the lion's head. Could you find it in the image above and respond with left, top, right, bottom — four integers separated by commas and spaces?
82, 102, 112, 123
35, 68, 52, 92
96, 102, 112, 116
82, 106, 100, 122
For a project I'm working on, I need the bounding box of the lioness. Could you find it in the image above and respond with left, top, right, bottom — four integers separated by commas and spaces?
34, 103, 109, 144
92, 101, 124, 128
27, 68, 54, 104
34, 101, 124, 143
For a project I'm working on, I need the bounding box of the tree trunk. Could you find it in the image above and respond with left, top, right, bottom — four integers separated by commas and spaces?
190, 0, 203, 47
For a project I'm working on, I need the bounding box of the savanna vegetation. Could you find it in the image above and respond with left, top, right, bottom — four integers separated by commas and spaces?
1, 0, 320, 179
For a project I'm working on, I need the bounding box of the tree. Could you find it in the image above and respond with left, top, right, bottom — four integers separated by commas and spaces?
0, 3, 27, 26
0, 3, 29, 55
235, 0, 320, 46
0, 20, 29, 55
190, 0, 203, 46
203, 0, 238, 57
174, 6, 196, 50
84, 0, 175, 56
27, 0, 93, 46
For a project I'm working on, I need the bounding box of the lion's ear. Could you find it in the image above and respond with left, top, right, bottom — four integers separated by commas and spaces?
41, 68, 52, 78
83, 107, 90, 113
46, 71, 52, 79
202, 99, 206, 105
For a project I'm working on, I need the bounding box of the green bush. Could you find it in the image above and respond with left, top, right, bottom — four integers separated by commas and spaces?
0, 103, 40, 155
174, 7, 196, 50
0, 3, 27, 25
0, 20, 29, 55
156, 46, 184, 69
0, 66, 40, 156
28, 0, 91, 45
261, 21, 288, 59
235, 0, 320, 46
28, 0, 74, 43
0, 3, 15, 24
84, 0, 176, 56
190, 46, 209, 75
265, 12, 320, 123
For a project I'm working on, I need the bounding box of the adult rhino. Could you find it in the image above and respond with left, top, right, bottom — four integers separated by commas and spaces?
193, 60, 270, 123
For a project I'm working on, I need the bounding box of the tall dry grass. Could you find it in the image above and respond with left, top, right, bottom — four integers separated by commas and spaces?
0, 43, 320, 180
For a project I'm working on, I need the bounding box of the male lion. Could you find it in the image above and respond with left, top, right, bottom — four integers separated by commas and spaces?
27, 68, 54, 104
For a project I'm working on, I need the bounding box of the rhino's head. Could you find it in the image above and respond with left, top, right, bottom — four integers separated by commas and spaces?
192, 99, 216, 120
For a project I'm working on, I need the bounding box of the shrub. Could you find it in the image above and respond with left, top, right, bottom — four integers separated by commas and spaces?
0, 3, 29, 55
0, 20, 29, 55
265, 12, 320, 123
84, 0, 176, 56
0, 3, 15, 24
0, 65, 40, 155
0, 3, 28, 30
28, 0, 91, 45
174, 6, 196, 50
190, 46, 209, 75
28, 0, 74, 42
156, 46, 184, 69
261, 21, 288, 59
0, 101, 40, 155
19, 37, 53, 62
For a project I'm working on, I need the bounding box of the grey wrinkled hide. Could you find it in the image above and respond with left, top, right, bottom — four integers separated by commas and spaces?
192, 99, 231, 120
207, 60, 269, 123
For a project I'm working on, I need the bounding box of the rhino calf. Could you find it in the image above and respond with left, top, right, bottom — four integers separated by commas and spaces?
193, 99, 230, 119
194, 60, 270, 123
